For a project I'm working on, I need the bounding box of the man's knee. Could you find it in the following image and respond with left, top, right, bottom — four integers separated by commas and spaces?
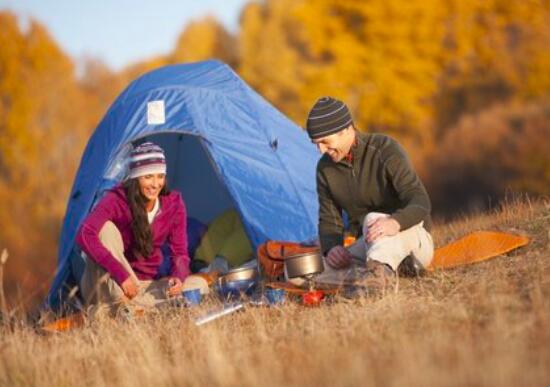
411, 226, 434, 268
364, 212, 389, 224
363, 212, 390, 234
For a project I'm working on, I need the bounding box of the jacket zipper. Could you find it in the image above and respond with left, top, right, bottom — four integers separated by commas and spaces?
349, 160, 359, 235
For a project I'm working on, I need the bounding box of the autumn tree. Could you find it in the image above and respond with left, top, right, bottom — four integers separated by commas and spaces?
434, 0, 550, 133
427, 98, 550, 215
239, 1, 311, 123
109, 16, 238, 96
0, 12, 89, 301
239, 0, 450, 156
170, 16, 238, 67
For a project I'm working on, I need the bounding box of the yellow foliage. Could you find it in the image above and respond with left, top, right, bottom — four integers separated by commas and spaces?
170, 16, 237, 67
239, 0, 449, 147
427, 98, 550, 214
239, 1, 309, 122
239, 0, 550, 153
0, 11, 90, 295
434, 0, 550, 129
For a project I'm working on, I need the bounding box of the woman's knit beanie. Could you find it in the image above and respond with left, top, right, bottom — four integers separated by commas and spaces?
128, 142, 167, 179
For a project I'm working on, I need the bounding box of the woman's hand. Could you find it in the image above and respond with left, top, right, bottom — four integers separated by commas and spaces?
121, 277, 139, 299
167, 277, 183, 297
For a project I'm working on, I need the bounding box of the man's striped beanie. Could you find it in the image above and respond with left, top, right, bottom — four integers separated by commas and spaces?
306, 96, 353, 140
128, 142, 167, 179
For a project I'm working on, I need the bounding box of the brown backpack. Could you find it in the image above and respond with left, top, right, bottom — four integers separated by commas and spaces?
257, 240, 319, 280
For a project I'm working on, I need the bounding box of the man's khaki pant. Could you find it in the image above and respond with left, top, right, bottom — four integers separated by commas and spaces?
80, 221, 208, 310
314, 212, 434, 285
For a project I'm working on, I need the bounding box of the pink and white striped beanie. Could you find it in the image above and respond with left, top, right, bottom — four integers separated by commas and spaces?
128, 142, 167, 179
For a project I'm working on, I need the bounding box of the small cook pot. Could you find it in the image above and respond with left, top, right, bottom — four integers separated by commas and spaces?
217, 279, 257, 299
217, 267, 259, 299
218, 267, 258, 284
284, 251, 324, 279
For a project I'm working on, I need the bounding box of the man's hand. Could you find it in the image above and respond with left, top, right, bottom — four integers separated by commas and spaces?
365, 217, 401, 244
167, 277, 183, 297
121, 277, 139, 299
326, 246, 353, 269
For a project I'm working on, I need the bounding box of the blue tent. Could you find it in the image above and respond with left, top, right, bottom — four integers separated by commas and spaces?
47, 60, 320, 310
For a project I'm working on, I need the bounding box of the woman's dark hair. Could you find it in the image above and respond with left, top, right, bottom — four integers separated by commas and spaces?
122, 178, 170, 258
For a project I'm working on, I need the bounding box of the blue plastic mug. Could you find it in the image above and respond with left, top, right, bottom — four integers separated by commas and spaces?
182, 288, 202, 306
265, 288, 286, 305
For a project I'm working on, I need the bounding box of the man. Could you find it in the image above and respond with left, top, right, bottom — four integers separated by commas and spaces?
306, 96, 434, 290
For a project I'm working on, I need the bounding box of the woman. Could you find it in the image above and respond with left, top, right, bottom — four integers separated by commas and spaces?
76, 142, 206, 312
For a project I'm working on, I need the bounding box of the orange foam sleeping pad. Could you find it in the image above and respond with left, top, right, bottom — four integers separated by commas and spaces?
428, 231, 529, 270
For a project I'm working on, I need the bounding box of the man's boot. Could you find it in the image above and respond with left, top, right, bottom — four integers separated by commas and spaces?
354, 259, 396, 294
398, 255, 426, 277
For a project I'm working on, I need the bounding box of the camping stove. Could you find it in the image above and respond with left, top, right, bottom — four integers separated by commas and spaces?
283, 251, 326, 306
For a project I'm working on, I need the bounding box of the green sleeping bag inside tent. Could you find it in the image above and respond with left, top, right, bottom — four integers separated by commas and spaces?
194, 209, 254, 268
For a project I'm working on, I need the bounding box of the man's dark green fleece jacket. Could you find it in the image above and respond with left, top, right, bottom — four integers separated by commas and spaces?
316, 131, 432, 254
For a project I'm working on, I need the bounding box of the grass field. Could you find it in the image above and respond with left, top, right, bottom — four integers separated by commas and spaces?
0, 199, 549, 387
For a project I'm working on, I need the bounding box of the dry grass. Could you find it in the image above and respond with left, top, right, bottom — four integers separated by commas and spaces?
1, 199, 549, 387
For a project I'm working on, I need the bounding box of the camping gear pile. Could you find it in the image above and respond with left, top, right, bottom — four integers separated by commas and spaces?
166, 231, 534, 325
41, 230, 530, 332
194, 249, 329, 325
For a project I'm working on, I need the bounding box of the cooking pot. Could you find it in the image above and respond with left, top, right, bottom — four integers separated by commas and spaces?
217, 279, 257, 299
284, 250, 324, 279
217, 267, 259, 299
218, 267, 258, 283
